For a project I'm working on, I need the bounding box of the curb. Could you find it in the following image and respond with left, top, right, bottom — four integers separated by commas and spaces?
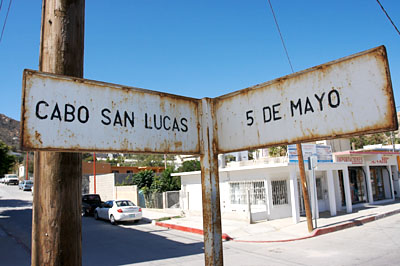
155, 208, 400, 243
155, 221, 233, 241
312, 208, 400, 237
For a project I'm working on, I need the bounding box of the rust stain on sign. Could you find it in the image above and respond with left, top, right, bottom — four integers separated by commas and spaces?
214, 46, 397, 153
21, 46, 397, 155
21, 70, 201, 154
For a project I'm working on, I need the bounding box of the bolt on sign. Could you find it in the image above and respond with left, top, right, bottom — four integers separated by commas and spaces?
21, 71, 200, 154
21, 46, 397, 154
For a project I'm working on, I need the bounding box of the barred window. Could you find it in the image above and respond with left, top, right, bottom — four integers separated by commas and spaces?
271, 180, 288, 205
230, 181, 266, 205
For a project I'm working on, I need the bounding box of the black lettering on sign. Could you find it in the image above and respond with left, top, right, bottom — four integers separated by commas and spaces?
172, 118, 180, 131
263, 106, 272, 123
290, 99, 302, 117
34, 102, 90, 123
101, 108, 111, 125
304, 97, 314, 114
154, 114, 162, 130
102, 109, 134, 127
163, 116, 171, 130
272, 104, 282, 121
50, 103, 62, 121
246, 110, 254, 126
145, 113, 189, 132
180, 118, 188, 132
77, 106, 89, 124
35, 101, 49, 119
314, 93, 325, 111
124, 111, 134, 127
291, 89, 341, 117
145, 113, 152, 129
328, 89, 340, 108
64, 104, 75, 122
113, 110, 123, 127
263, 103, 282, 123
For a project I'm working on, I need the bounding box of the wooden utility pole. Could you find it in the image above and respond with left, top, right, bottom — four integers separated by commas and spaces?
32, 1, 85, 265
93, 153, 96, 193
25, 152, 29, 180
296, 144, 313, 232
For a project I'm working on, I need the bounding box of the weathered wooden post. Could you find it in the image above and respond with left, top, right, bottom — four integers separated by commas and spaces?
31, 1, 85, 265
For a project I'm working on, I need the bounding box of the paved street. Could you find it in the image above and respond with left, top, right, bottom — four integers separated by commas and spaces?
1, 184, 400, 265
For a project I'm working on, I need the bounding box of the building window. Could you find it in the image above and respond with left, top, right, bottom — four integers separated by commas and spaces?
271, 180, 288, 205
229, 181, 266, 205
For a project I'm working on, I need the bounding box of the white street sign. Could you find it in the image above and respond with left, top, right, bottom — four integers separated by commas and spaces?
21, 46, 397, 154
21, 70, 200, 154
214, 46, 397, 153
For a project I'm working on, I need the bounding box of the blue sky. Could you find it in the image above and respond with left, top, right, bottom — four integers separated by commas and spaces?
0, 0, 399, 121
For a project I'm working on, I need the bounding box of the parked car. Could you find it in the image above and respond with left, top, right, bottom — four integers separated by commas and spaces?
82, 194, 102, 216
4, 174, 19, 185
94, 199, 142, 225
19, 180, 33, 191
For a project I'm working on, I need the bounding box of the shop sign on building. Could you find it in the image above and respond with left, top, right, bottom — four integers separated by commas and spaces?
370, 156, 396, 165
335, 155, 364, 165
288, 144, 333, 163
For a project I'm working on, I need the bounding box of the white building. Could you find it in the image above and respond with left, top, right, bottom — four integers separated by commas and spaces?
175, 147, 399, 224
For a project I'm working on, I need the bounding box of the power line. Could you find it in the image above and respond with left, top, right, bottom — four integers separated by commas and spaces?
376, 0, 400, 36
0, 0, 12, 44
267, 0, 294, 73
0, 0, 4, 13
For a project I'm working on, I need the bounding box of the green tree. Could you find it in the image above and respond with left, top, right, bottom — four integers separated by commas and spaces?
269, 145, 287, 157
177, 160, 201, 172
224, 155, 236, 162
82, 153, 94, 162
132, 154, 175, 167
133, 170, 154, 189
151, 167, 181, 192
247, 150, 256, 160
350, 133, 391, 150
0, 141, 17, 176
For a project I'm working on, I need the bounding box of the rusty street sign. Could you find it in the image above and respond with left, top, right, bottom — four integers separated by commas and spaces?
21, 70, 200, 154
22, 46, 397, 155
214, 46, 397, 153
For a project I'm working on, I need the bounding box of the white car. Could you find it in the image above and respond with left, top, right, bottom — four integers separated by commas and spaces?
94, 200, 142, 225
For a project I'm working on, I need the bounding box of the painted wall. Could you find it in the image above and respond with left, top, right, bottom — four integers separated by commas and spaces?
89, 173, 115, 201
180, 166, 294, 221
115, 185, 139, 205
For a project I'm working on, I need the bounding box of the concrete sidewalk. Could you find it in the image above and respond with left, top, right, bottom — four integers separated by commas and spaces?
144, 200, 400, 242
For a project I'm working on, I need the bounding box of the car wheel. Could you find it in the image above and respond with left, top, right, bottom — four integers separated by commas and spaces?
110, 215, 116, 225
94, 211, 99, 220
81, 208, 86, 217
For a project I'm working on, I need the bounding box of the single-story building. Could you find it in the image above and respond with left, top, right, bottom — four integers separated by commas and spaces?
174, 149, 399, 223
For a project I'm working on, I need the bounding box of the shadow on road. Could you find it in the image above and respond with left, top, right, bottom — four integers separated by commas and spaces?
0, 199, 33, 266
83, 217, 204, 266
0, 199, 32, 208
0, 197, 204, 265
